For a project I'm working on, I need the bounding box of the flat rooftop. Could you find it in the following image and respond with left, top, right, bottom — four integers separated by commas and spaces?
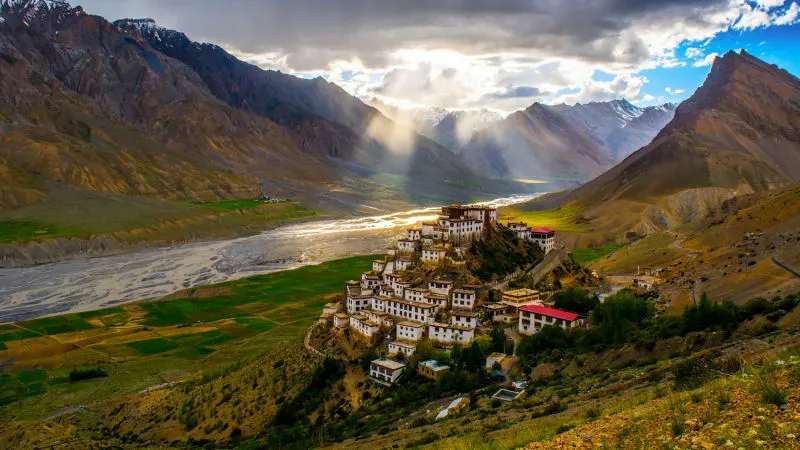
420, 360, 450, 371
372, 358, 406, 371
503, 288, 540, 297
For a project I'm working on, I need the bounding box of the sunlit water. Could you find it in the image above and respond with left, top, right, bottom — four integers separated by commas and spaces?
0, 194, 541, 323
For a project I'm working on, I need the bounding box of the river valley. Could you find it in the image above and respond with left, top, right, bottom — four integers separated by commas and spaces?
0, 194, 540, 323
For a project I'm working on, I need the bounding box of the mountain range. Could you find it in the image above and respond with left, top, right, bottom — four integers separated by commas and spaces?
0, 4, 531, 218
364, 98, 503, 150
527, 50, 800, 239
460, 100, 676, 181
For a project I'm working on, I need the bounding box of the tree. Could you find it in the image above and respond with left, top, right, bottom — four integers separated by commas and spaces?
413, 338, 436, 364
462, 341, 486, 373
552, 287, 599, 315
359, 349, 377, 372
590, 290, 654, 345
490, 325, 506, 353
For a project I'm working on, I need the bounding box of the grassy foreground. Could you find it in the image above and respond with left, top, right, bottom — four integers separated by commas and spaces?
0, 255, 375, 421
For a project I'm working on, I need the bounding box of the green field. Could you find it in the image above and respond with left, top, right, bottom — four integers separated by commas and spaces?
194, 199, 273, 210
571, 244, 627, 265
0, 186, 316, 245
502, 205, 587, 234
126, 338, 180, 355
0, 220, 78, 244
0, 255, 374, 420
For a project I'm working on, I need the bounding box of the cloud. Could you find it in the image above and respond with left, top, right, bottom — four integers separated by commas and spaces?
665, 87, 685, 95
556, 73, 650, 104
693, 52, 719, 67
488, 86, 543, 99
75, 0, 800, 111
684, 47, 705, 59
734, 0, 800, 30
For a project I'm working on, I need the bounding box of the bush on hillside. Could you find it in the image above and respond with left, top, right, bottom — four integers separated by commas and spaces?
69, 367, 108, 382
468, 225, 544, 281
552, 287, 598, 315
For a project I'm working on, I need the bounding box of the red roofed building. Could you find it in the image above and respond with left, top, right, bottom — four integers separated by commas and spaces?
530, 226, 556, 254
518, 304, 585, 335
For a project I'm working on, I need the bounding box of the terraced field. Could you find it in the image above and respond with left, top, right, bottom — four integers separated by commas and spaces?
0, 255, 374, 421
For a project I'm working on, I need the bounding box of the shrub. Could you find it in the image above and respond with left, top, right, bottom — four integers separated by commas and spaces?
69, 367, 108, 382
585, 406, 601, 420
491, 398, 502, 408
716, 391, 731, 410
555, 424, 574, 434
671, 418, 685, 436
757, 378, 787, 406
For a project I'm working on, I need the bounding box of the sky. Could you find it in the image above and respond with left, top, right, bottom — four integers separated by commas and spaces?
76, 0, 800, 115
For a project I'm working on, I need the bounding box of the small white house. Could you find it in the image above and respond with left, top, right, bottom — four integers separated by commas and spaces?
372, 259, 387, 272
333, 313, 349, 329
395, 258, 414, 272
424, 293, 449, 309
450, 310, 478, 329
397, 321, 425, 342
394, 280, 411, 298
422, 248, 446, 263
428, 322, 475, 345
361, 272, 380, 291
397, 239, 418, 253
322, 302, 340, 315
518, 305, 583, 335
406, 228, 422, 241
486, 352, 506, 368
451, 289, 476, 310
349, 315, 379, 339
508, 222, 531, 240
404, 287, 429, 303
530, 227, 556, 254
388, 340, 416, 358
365, 310, 394, 329
429, 280, 453, 296
370, 358, 406, 385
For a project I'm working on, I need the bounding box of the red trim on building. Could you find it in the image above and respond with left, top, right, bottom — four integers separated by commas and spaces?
519, 305, 579, 321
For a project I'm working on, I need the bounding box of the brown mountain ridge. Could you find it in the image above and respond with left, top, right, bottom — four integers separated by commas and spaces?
525, 50, 800, 240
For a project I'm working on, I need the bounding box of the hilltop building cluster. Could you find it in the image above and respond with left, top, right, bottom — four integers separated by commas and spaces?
507, 222, 557, 254
318, 203, 585, 385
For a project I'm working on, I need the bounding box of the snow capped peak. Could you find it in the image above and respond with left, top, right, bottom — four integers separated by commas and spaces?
115, 18, 158, 32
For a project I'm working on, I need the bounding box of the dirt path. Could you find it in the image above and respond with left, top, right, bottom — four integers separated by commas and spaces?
772, 253, 800, 279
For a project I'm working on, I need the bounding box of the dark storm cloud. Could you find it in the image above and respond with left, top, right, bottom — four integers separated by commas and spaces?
77, 0, 733, 70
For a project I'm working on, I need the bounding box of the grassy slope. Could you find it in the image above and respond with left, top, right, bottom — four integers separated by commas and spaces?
0, 186, 316, 245
0, 255, 374, 421
570, 244, 626, 265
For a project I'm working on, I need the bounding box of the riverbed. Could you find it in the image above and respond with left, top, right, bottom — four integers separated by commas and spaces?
0, 194, 540, 323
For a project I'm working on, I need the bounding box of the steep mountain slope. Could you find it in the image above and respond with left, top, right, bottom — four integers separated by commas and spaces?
0, 3, 338, 211
527, 50, 800, 239
429, 108, 503, 150
364, 98, 502, 150
115, 19, 479, 186
460, 100, 674, 180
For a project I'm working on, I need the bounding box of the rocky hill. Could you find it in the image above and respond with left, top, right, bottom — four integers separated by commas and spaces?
523, 51, 800, 240
459, 100, 674, 181
0, 2, 521, 220
114, 19, 484, 188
